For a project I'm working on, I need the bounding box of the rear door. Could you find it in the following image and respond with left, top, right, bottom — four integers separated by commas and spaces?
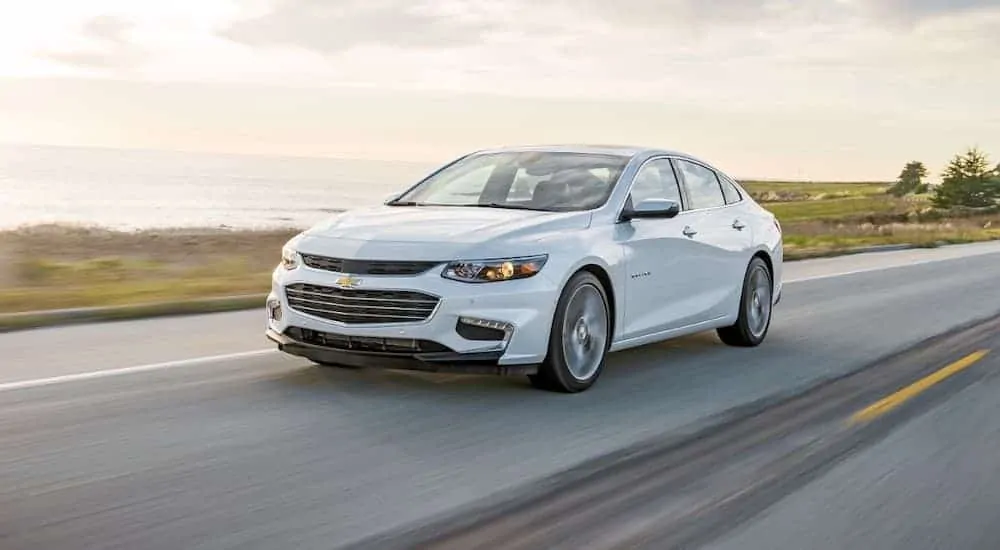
672, 158, 752, 320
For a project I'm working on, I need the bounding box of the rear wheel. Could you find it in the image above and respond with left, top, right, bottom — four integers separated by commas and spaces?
529, 271, 611, 393
717, 256, 772, 347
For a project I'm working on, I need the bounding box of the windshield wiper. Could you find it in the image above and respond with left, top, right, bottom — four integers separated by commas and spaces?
389, 201, 552, 211
466, 202, 551, 211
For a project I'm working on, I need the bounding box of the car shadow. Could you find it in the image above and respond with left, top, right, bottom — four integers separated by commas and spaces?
239, 329, 807, 469
261, 329, 757, 401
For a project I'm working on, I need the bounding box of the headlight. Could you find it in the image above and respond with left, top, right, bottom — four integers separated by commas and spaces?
442, 255, 548, 283
281, 246, 300, 270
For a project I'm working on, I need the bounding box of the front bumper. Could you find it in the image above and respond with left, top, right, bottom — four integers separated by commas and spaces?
266, 328, 537, 375
266, 260, 561, 370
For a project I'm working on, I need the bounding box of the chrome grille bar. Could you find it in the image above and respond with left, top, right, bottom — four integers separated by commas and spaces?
300, 254, 442, 276
284, 283, 439, 325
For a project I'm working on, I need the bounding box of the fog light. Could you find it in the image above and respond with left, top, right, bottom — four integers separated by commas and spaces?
457, 317, 513, 342
267, 300, 282, 322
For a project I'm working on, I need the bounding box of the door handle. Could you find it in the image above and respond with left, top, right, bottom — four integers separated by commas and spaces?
682, 226, 697, 237
732, 219, 745, 230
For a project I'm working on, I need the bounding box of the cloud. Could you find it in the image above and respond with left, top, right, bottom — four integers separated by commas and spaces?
82, 14, 133, 42
220, 0, 820, 56
38, 15, 145, 70
221, 0, 505, 53
3, 1, 998, 184
861, 0, 1000, 21
583, 0, 1000, 26
205, 0, 1000, 118
213, 0, 1000, 91
220, 0, 1000, 55
546, 0, 816, 28
8, 0, 997, 124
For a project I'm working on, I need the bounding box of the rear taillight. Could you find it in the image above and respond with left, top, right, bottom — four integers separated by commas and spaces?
773, 218, 781, 233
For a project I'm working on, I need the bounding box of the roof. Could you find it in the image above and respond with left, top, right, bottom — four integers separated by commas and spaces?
472, 143, 690, 159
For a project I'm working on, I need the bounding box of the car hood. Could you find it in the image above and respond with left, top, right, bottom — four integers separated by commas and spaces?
294, 205, 591, 260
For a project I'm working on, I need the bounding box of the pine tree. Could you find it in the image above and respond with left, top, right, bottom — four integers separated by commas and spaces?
887, 161, 928, 196
931, 148, 1000, 208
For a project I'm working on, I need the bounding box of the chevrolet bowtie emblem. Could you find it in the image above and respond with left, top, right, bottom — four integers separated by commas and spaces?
335, 275, 362, 289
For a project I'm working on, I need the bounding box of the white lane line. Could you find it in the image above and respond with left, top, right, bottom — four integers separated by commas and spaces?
4, 246, 1000, 393
0, 349, 277, 393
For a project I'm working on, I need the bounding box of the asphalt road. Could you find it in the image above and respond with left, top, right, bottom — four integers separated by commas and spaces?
2, 241, 1000, 549
706, 331, 1000, 550
365, 308, 1000, 549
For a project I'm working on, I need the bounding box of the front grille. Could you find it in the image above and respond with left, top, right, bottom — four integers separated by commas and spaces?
301, 254, 441, 276
284, 283, 439, 324
285, 327, 451, 355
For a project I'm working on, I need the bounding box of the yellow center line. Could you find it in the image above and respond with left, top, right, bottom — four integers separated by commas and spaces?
849, 349, 991, 425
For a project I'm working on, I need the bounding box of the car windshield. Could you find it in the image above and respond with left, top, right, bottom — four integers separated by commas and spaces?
389, 151, 631, 212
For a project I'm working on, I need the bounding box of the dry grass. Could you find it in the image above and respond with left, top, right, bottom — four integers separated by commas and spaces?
0, 224, 298, 313
0, 224, 298, 270
740, 180, 889, 203
781, 215, 1000, 257
739, 180, 928, 223
765, 195, 927, 222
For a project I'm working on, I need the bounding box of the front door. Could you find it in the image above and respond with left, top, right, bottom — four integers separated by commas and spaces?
618, 158, 711, 340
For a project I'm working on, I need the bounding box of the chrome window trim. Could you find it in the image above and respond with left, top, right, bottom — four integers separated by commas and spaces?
671, 157, 736, 212
615, 154, 742, 221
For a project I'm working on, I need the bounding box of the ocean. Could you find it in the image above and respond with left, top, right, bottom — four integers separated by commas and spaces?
0, 143, 440, 231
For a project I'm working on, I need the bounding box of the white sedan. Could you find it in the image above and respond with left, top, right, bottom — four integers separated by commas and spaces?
266, 145, 783, 392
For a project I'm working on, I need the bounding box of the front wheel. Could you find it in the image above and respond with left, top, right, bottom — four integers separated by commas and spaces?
717, 256, 773, 347
529, 271, 611, 393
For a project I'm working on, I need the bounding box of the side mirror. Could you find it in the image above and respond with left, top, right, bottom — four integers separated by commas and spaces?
621, 198, 681, 221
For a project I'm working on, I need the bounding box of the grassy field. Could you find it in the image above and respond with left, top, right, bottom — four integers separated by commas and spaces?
2, 180, 999, 315
740, 180, 890, 203
742, 180, 1000, 256
0, 225, 297, 314
742, 180, 918, 221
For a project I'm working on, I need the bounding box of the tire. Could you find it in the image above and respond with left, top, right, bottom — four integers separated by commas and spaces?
717, 256, 773, 347
529, 271, 611, 393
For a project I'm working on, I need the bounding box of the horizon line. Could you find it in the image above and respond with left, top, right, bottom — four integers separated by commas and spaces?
0, 140, 893, 184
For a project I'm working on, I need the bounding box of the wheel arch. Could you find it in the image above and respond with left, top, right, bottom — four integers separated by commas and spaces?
576, 263, 617, 340
751, 249, 774, 286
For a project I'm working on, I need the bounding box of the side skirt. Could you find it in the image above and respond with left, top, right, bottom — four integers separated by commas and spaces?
609, 316, 732, 353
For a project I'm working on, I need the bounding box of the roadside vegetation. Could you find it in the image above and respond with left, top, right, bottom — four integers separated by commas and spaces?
0, 226, 297, 314
1, 147, 999, 315
756, 147, 1000, 257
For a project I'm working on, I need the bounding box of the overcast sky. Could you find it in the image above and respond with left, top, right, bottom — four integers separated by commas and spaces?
1, 0, 998, 180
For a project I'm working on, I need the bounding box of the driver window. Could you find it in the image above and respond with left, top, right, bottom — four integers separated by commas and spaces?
508, 169, 542, 201
629, 159, 683, 207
